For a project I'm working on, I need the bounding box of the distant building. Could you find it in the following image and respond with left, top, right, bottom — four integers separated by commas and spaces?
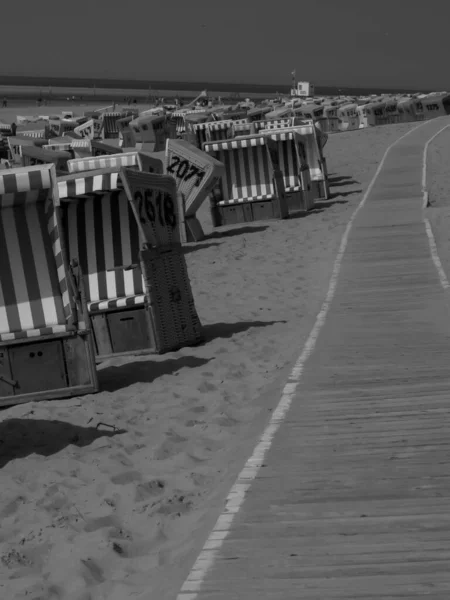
291, 81, 315, 98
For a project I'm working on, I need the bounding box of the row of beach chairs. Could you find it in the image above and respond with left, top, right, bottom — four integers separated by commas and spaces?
0, 107, 331, 407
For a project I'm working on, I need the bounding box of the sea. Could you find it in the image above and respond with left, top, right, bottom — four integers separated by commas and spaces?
0, 75, 429, 104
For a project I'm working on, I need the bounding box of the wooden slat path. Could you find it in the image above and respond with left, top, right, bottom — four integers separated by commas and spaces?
178, 118, 450, 599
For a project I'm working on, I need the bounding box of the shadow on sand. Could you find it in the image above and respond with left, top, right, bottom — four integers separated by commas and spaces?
202, 319, 287, 342
204, 225, 269, 240
183, 241, 222, 254
0, 418, 125, 469
329, 175, 361, 187
98, 355, 212, 393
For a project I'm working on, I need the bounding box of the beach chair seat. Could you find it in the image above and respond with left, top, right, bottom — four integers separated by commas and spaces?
164, 139, 224, 242
0, 164, 98, 405
262, 130, 315, 212
203, 135, 288, 226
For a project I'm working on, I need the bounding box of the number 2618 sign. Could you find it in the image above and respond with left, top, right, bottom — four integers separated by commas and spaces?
121, 168, 180, 247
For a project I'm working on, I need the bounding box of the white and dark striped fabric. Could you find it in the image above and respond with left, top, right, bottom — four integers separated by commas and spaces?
58, 170, 120, 199
16, 129, 46, 139
67, 151, 139, 174
0, 166, 72, 341
263, 131, 310, 193
101, 112, 122, 139
60, 170, 145, 314
204, 136, 276, 205
0, 123, 13, 135
43, 143, 73, 152
261, 125, 324, 182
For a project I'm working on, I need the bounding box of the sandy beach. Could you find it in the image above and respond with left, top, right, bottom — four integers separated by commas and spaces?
0, 119, 423, 600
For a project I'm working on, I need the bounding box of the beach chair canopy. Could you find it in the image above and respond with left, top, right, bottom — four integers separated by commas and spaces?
67, 151, 163, 175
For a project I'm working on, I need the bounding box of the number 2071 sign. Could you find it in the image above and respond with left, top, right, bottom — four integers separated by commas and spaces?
167, 155, 205, 187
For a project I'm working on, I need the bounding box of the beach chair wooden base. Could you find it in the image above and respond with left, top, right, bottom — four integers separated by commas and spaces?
184, 215, 205, 243
0, 331, 98, 408
90, 306, 154, 362
312, 179, 329, 200
214, 197, 289, 226
286, 191, 315, 213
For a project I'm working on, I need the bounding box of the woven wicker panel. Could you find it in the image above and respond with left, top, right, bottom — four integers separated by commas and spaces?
140, 246, 203, 353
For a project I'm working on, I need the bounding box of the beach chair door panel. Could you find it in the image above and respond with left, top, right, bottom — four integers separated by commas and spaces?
107, 309, 151, 354
9, 340, 67, 395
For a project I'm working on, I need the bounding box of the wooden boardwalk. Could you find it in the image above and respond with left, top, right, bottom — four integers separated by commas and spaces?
178, 118, 450, 599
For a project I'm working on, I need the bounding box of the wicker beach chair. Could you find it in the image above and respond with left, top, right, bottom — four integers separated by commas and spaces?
260, 123, 329, 200
58, 166, 202, 359
203, 135, 288, 226
0, 164, 98, 406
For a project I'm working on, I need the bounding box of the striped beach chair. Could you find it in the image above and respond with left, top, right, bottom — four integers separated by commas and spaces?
16, 129, 46, 139
203, 120, 235, 143
58, 166, 202, 358
203, 135, 288, 226
129, 114, 166, 152
261, 123, 329, 200
74, 118, 95, 140
262, 130, 315, 212
165, 139, 225, 242
171, 110, 204, 135
21, 146, 72, 173
0, 164, 98, 406
184, 114, 209, 148
101, 112, 122, 139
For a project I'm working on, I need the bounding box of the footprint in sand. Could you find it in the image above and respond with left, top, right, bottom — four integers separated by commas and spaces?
153, 430, 189, 461
156, 493, 194, 516
111, 471, 142, 485
198, 380, 217, 393
134, 479, 165, 502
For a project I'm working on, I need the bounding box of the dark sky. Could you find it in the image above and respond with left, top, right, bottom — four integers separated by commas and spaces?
2, 0, 447, 89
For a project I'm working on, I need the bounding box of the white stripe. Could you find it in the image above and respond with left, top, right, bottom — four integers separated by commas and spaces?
28, 203, 60, 326
176, 120, 430, 599
118, 192, 136, 295
424, 219, 450, 290
102, 193, 117, 300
